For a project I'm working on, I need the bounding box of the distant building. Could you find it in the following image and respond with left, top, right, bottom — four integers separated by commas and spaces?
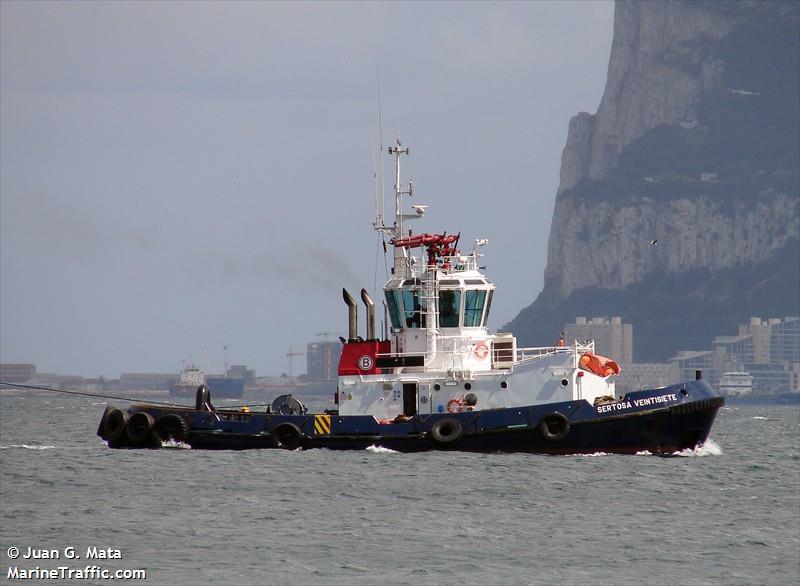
790, 362, 800, 393
769, 317, 800, 364
0, 363, 36, 384
738, 317, 778, 364
671, 316, 800, 393
307, 341, 340, 381
712, 335, 755, 370
737, 317, 799, 393
670, 351, 719, 388
564, 316, 633, 364
615, 362, 679, 393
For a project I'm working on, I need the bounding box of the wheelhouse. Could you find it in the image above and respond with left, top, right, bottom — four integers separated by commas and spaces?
384, 277, 495, 331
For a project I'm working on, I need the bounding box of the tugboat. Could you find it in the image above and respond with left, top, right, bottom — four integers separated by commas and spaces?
97, 143, 724, 453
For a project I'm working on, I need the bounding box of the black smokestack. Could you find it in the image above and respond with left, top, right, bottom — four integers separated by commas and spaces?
342, 288, 358, 342
360, 288, 375, 340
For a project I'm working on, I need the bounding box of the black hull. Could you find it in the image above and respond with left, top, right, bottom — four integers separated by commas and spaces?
180, 402, 721, 454
99, 382, 724, 456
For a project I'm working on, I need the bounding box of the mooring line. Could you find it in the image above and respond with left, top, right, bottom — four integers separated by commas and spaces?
0, 381, 190, 407
0, 381, 282, 411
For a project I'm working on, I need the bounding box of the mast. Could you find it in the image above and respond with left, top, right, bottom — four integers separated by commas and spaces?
375, 139, 421, 279
389, 140, 409, 241
382, 141, 438, 367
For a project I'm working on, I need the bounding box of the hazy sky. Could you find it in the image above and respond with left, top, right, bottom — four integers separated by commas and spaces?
1, 1, 613, 378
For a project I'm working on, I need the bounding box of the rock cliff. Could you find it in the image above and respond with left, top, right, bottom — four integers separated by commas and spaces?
507, 0, 800, 361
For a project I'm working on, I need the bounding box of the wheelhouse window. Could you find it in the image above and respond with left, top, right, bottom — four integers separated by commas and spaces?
484, 290, 494, 325
464, 290, 487, 327
385, 290, 402, 329
438, 290, 461, 327
400, 289, 426, 329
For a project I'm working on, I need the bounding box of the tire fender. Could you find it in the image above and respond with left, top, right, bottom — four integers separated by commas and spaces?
126, 411, 155, 444
538, 412, 570, 441
271, 422, 304, 450
103, 408, 129, 442
430, 418, 464, 444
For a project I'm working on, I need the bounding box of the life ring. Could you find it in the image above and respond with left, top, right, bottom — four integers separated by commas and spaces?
430, 418, 464, 444
103, 408, 128, 442
474, 342, 489, 360
152, 414, 189, 444
271, 422, 304, 450
538, 412, 570, 441
447, 399, 464, 413
126, 411, 155, 444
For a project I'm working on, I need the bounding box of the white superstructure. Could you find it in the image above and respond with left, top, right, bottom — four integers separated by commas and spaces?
172, 365, 205, 394
336, 143, 620, 420
719, 372, 753, 396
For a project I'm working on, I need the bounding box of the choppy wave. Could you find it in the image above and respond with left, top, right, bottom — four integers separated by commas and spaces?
161, 439, 191, 449
366, 444, 398, 454
1, 394, 797, 586
632, 438, 723, 457
673, 438, 723, 457
1, 444, 58, 450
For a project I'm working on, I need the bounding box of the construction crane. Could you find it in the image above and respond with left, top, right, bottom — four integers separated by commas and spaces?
316, 331, 344, 342
285, 347, 304, 379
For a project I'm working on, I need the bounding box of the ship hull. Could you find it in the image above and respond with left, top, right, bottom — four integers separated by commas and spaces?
99, 381, 724, 455
169, 377, 244, 399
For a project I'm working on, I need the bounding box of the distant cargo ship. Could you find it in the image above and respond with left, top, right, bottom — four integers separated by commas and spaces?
169, 365, 243, 399
168, 365, 204, 396
205, 376, 245, 399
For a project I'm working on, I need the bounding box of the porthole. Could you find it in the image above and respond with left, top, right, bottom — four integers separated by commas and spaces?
434, 383, 441, 391
464, 383, 472, 390
500, 381, 508, 389
560, 378, 569, 387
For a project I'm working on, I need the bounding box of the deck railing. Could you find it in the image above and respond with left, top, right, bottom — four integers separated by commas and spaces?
371, 339, 595, 370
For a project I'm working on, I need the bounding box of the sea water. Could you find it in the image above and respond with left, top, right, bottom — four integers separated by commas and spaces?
1, 394, 798, 585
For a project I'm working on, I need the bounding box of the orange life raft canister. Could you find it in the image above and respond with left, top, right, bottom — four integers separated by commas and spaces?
579, 353, 621, 377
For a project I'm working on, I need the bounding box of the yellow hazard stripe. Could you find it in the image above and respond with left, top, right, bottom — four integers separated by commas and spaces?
314, 415, 331, 435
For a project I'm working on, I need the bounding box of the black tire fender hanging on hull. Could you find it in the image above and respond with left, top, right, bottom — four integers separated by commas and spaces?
97, 406, 115, 439
152, 414, 190, 444
125, 411, 155, 444
103, 408, 128, 442
538, 412, 570, 441
271, 422, 304, 450
430, 418, 464, 445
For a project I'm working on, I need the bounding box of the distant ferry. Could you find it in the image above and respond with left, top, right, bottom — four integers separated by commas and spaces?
719, 372, 753, 397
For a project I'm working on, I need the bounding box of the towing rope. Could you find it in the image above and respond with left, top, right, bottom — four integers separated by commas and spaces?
0, 381, 278, 412
0, 381, 190, 407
